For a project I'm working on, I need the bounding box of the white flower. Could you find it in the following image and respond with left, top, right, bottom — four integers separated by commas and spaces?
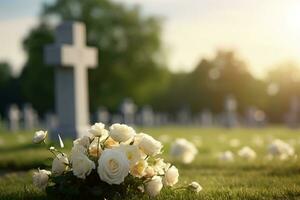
170, 138, 198, 164
97, 148, 130, 185
32, 169, 51, 190
268, 139, 295, 160
130, 159, 148, 178
144, 166, 156, 178
163, 166, 179, 187
52, 153, 69, 176
33, 130, 47, 144
70, 145, 87, 163
72, 153, 95, 179
109, 123, 136, 143
153, 158, 170, 175
145, 176, 163, 197
120, 144, 144, 166
188, 181, 202, 193
135, 133, 162, 156
73, 136, 90, 149
88, 122, 109, 138
219, 151, 234, 162
238, 146, 256, 160
88, 141, 103, 158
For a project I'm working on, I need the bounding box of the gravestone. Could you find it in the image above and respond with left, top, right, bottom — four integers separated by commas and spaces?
45, 112, 58, 131
177, 107, 191, 125
285, 96, 300, 128
222, 95, 238, 128
140, 105, 154, 126
97, 107, 110, 124
8, 104, 20, 132
45, 21, 98, 139
245, 106, 266, 128
200, 109, 213, 127
23, 103, 38, 130
120, 98, 136, 125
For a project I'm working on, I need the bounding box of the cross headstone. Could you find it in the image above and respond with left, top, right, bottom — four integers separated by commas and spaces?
45, 21, 98, 139
8, 104, 20, 132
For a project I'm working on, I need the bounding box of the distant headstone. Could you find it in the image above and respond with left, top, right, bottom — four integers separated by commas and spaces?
177, 107, 191, 125
23, 104, 39, 130
245, 106, 266, 128
8, 104, 20, 132
140, 105, 154, 126
111, 114, 123, 124
45, 21, 98, 139
120, 98, 136, 125
200, 109, 213, 127
97, 107, 110, 124
222, 95, 238, 128
285, 96, 300, 128
45, 112, 58, 131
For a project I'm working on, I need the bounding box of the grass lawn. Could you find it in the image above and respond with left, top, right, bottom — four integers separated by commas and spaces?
0, 126, 300, 199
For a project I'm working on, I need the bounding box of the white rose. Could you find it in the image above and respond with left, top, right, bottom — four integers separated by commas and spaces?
145, 176, 163, 197
170, 138, 198, 164
144, 166, 156, 178
32, 169, 51, 190
33, 130, 47, 144
73, 136, 90, 149
188, 181, 202, 193
130, 159, 148, 178
153, 158, 170, 175
88, 141, 103, 158
72, 153, 95, 179
163, 166, 179, 187
238, 146, 256, 160
97, 148, 130, 185
70, 145, 87, 163
109, 123, 136, 142
89, 122, 109, 138
120, 144, 144, 166
52, 153, 69, 176
136, 133, 162, 156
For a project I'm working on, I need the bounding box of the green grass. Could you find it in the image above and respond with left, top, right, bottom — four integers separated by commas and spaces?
0, 126, 300, 199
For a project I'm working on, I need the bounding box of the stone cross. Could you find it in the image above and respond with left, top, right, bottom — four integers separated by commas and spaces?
45, 21, 98, 139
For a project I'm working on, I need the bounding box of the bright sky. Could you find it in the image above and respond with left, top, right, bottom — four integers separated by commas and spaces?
1, 0, 300, 78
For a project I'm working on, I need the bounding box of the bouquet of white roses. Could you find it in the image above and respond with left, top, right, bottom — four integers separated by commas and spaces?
32, 123, 198, 199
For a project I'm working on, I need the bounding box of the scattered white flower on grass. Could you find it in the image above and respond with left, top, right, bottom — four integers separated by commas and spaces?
130, 159, 148, 178
33, 130, 47, 144
109, 123, 136, 143
52, 153, 69, 176
72, 153, 95, 179
32, 169, 51, 190
88, 122, 109, 138
163, 166, 179, 187
73, 136, 90, 149
252, 136, 264, 147
135, 133, 162, 156
219, 151, 234, 162
97, 148, 130, 185
268, 139, 295, 160
238, 146, 256, 160
229, 138, 240, 148
120, 144, 144, 166
170, 138, 198, 164
188, 181, 202, 193
145, 176, 163, 197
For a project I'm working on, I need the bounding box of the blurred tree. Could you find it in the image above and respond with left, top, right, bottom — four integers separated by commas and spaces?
19, 0, 169, 114
0, 62, 22, 116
